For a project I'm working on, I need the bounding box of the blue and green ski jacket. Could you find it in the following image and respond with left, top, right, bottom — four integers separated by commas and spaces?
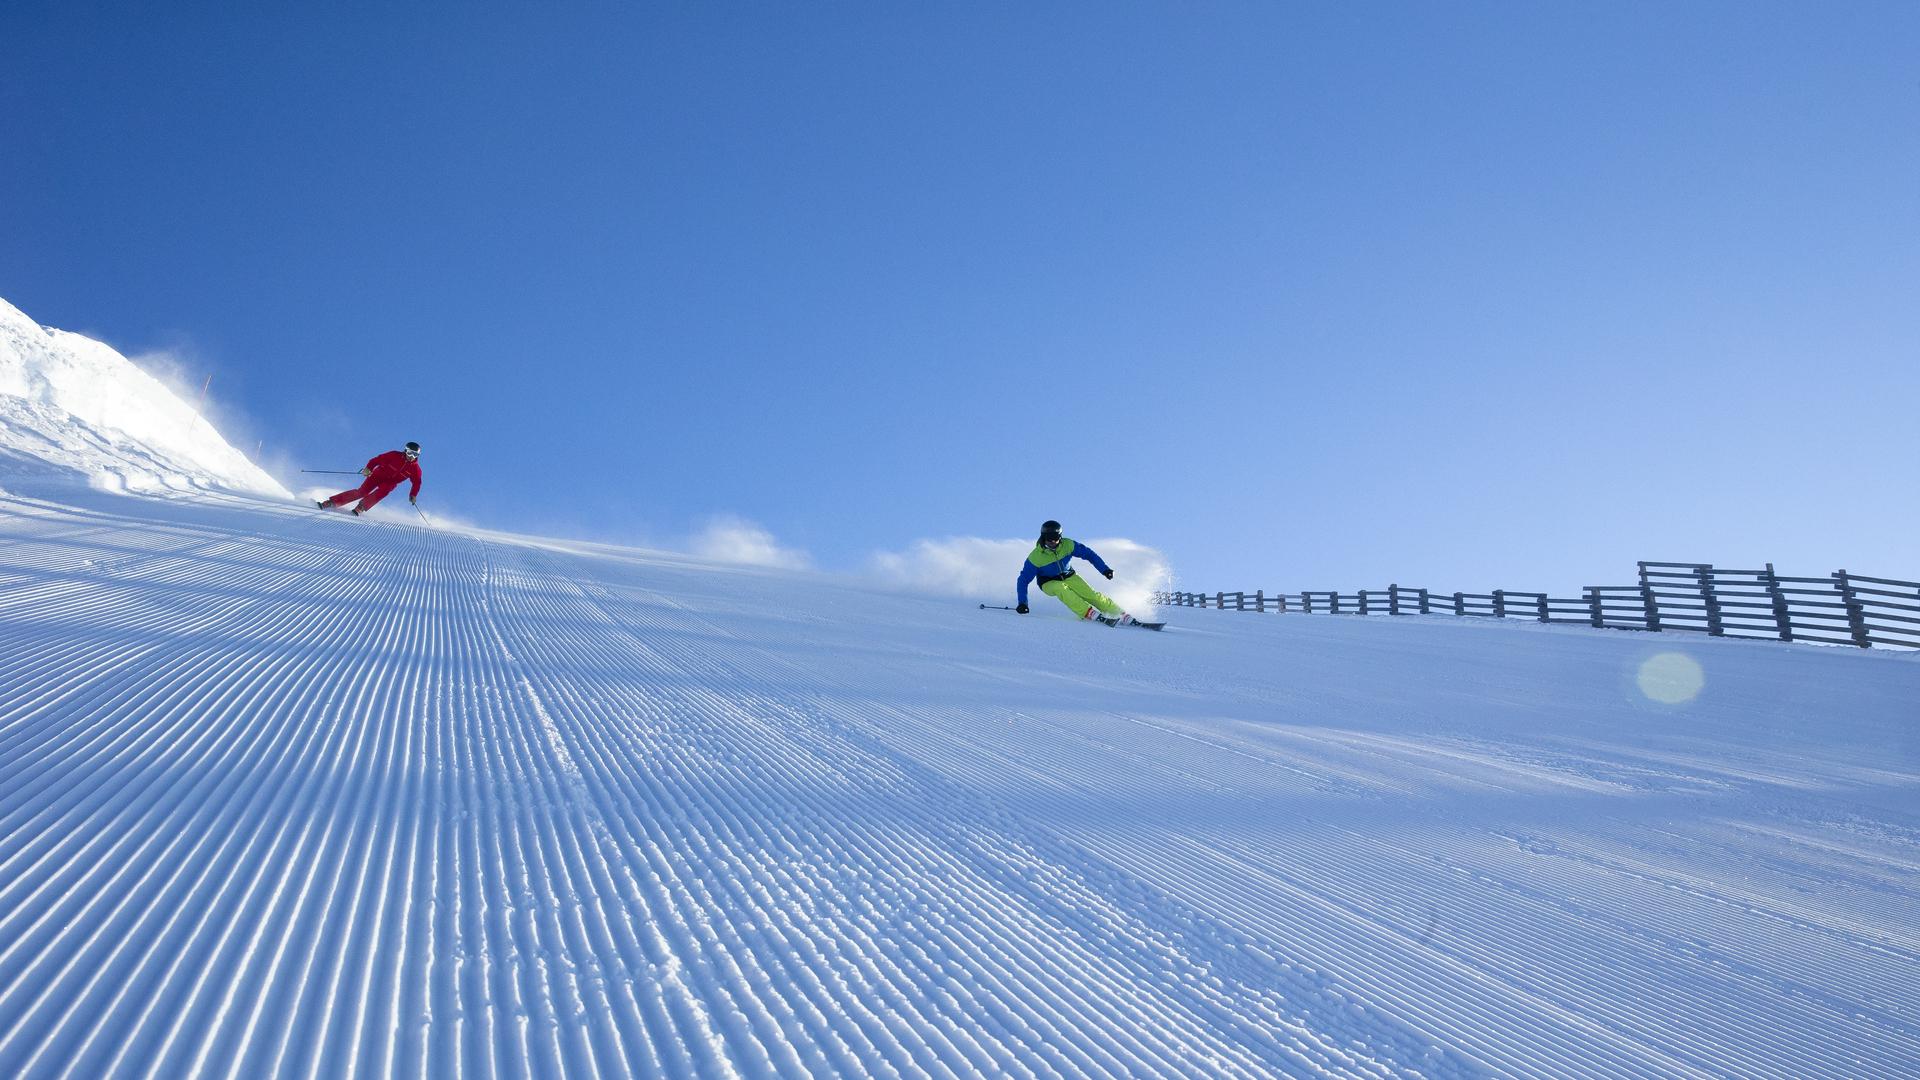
1016, 539, 1111, 606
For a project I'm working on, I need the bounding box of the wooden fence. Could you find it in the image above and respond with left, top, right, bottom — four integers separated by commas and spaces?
1152, 561, 1920, 650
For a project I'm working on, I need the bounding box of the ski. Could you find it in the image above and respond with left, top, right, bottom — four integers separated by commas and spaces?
1096, 614, 1167, 631
981, 604, 1166, 629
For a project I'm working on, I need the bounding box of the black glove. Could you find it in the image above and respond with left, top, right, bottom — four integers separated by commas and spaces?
1016, 603, 1029, 614
1102, 569, 1114, 580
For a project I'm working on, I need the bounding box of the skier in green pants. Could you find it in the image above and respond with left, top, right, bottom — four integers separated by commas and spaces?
1015, 520, 1138, 625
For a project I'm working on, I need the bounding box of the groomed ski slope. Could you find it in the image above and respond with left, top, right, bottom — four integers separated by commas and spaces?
1, 487, 1916, 1079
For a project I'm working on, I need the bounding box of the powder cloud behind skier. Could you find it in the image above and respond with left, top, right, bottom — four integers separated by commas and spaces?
319, 441, 422, 516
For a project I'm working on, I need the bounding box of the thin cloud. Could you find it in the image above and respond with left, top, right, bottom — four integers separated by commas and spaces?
687, 516, 811, 570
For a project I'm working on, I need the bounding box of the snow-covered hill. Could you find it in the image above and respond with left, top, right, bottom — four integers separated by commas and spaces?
0, 298, 285, 498
1, 477, 1915, 1079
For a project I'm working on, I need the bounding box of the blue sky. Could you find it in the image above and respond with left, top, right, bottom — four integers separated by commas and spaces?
4, 2, 1915, 593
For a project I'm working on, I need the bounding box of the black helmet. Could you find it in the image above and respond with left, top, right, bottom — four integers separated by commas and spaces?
404, 441, 421, 460
1039, 520, 1063, 549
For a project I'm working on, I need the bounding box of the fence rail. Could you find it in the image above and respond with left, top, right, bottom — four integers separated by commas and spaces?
1151, 561, 1920, 650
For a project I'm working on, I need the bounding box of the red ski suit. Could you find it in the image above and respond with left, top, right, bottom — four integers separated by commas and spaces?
329, 450, 422, 512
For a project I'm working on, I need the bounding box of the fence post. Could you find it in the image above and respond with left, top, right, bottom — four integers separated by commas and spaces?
1214, 591, 1224, 610
1698, 565, 1725, 636
1389, 584, 1401, 615
1493, 589, 1507, 619
1585, 587, 1604, 628
1255, 589, 1265, 613
1536, 594, 1549, 623
1638, 562, 1663, 633
1453, 591, 1464, 616
1418, 588, 1430, 614
1278, 592, 1289, 614
1763, 563, 1792, 642
1359, 590, 1371, 615
1834, 570, 1871, 648
1331, 592, 1343, 615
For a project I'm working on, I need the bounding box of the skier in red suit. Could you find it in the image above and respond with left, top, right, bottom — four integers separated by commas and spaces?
319, 442, 423, 516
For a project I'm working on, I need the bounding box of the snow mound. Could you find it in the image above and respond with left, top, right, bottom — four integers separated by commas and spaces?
0, 296, 286, 498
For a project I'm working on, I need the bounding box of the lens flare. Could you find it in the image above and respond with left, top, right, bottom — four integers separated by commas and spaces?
1636, 652, 1704, 704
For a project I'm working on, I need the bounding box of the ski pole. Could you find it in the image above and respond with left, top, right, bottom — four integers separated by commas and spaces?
979, 604, 1019, 611
413, 502, 432, 527
299, 469, 363, 475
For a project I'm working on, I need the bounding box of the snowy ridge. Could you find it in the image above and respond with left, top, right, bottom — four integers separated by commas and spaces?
0, 486, 1917, 1078
0, 298, 286, 498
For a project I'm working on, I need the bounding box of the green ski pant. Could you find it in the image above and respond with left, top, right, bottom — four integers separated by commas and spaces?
1040, 574, 1122, 618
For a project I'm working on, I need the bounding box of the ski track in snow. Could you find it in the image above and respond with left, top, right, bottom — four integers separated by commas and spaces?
1, 488, 1917, 1078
